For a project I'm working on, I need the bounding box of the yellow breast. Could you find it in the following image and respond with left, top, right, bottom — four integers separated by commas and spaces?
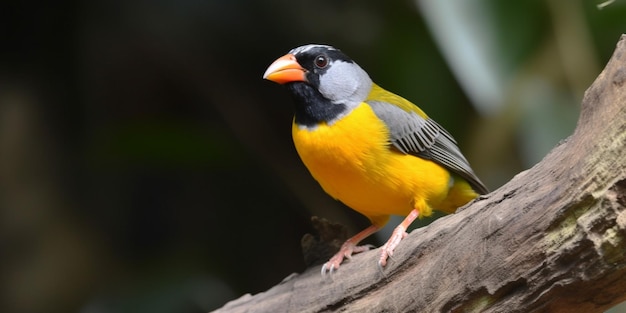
292, 102, 456, 226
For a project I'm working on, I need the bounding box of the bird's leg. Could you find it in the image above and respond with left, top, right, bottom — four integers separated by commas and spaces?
321, 224, 381, 274
378, 209, 419, 267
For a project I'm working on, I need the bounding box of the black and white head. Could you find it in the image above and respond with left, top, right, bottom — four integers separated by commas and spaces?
263, 44, 373, 126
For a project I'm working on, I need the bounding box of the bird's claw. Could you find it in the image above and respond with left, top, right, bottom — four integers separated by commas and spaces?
378, 227, 408, 267
320, 243, 374, 275
321, 262, 336, 275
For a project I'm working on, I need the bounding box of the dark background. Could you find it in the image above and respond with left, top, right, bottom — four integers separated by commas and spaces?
1, 1, 625, 312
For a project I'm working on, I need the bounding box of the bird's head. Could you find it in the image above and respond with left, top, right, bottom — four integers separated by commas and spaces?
263, 44, 372, 106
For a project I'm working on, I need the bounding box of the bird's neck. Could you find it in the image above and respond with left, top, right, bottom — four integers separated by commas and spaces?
287, 82, 347, 128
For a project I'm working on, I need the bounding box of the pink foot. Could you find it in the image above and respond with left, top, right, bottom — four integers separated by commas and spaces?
378, 209, 419, 267
321, 242, 372, 274
378, 226, 408, 267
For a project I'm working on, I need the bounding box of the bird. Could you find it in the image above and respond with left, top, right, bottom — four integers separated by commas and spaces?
262, 44, 488, 274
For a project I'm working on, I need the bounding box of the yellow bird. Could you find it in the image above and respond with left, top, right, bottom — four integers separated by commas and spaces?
263, 44, 488, 274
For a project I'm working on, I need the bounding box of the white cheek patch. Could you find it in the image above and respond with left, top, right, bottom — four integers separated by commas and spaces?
318, 61, 372, 104
319, 63, 357, 100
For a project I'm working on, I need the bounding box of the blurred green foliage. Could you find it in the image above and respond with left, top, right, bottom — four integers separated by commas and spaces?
1, 1, 625, 312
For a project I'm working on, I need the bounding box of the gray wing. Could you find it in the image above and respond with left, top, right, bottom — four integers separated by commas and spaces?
367, 100, 489, 194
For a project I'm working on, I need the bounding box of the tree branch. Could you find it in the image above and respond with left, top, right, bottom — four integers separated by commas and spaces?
214, 34, 626, 313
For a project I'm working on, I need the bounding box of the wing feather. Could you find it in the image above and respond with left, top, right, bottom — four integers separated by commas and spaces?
367, 100, 488, 194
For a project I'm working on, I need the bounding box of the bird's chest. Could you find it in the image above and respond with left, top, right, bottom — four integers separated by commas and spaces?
291, 104, 390, 194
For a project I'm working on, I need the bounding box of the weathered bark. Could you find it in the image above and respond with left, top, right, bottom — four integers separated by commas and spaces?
214, 35, 626, 313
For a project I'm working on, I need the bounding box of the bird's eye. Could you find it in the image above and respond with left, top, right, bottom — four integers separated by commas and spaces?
314, 55, 328, 68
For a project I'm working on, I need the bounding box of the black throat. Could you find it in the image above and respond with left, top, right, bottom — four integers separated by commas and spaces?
286, 82, 347, 127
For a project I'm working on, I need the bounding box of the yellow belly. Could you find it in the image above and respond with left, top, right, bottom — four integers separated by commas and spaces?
292, 103, 470, 227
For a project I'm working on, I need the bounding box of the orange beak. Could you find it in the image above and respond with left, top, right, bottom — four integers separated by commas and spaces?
263, 54, 306, 84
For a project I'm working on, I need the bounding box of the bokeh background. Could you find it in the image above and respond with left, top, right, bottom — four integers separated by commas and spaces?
2, 0, 625, 312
